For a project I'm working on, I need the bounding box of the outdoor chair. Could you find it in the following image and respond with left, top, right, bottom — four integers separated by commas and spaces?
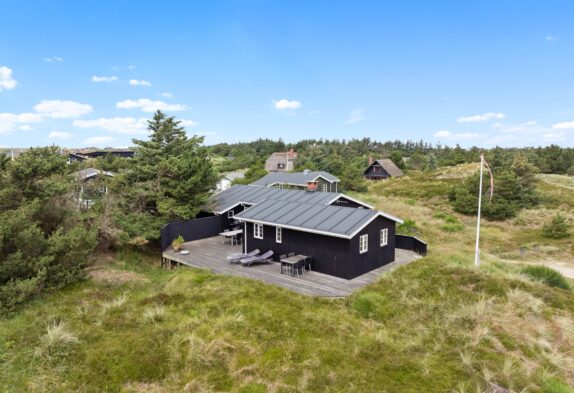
240, 250, 274, 267
227, 249, 260, 264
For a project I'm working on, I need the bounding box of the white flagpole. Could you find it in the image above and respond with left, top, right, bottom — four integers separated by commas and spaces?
474, 154, 484, 267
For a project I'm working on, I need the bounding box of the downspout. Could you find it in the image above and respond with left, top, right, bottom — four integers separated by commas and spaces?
243, 221, 247, 253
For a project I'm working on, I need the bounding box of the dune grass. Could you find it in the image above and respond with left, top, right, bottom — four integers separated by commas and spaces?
1, 167, 574, 392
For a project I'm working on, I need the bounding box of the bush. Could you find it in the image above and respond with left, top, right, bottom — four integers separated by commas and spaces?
351, 292, 386, 318
542, 214, 570, 239
441, 222, 464, 232
397, 219, 418, 234
450, 170, 538, 220
521, 266, 571, 290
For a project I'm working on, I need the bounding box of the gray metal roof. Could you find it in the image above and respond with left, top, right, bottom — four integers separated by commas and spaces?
73, 168, 115, 180
234, 199, 391, 239
250, 171, 339, 187
209, 185, 343, 213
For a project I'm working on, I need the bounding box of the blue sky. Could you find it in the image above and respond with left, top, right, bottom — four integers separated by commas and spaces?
1, 1, 573, 148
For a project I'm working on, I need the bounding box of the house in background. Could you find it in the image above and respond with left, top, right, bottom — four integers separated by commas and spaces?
206, 184, 402, 279
364, 158, 404, 180
216, 172, 245, 191
73, 168, 115, 209
265, 149, 297, 172
250, 169, 340, 192
67, 149, 135, 163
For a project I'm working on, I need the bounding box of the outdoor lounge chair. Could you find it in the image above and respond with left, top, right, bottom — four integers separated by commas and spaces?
240, 250, 274, 267
227, 249, 260, 264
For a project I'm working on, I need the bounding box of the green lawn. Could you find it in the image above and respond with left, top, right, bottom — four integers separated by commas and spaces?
1, 169, 574, 392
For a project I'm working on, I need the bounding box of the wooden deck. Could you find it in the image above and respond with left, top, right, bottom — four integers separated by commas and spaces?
162, 236, 421, 297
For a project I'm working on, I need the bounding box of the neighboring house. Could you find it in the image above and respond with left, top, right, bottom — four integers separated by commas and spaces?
364, 158, 404, 180
250, 169, 340, 192
73, 168, 115, 209
67, 149, 135, 163
208, 184, 402, 279
265, 149, 297, 172
216, 172, 245, 191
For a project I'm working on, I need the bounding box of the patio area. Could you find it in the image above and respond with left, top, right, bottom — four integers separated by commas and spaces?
162, 236, 421, 297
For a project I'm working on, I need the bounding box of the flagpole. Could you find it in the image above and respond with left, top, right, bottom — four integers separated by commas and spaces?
474, 154, 484, 267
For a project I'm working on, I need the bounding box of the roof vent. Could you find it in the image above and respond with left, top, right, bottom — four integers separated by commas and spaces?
303, 169, 310, 175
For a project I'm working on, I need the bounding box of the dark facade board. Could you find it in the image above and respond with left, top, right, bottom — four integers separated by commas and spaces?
243, 216, 396, 279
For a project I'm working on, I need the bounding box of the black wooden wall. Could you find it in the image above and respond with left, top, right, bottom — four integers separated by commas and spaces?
160, 215, 222, 251
243, 216, 396, 280
220, 204, 247, 230
395, 235, 427, 255
364, 164, 390, 179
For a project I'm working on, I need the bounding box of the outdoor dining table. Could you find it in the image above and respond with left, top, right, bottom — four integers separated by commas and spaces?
280, 255, 308, 276
219, 229, 243, 244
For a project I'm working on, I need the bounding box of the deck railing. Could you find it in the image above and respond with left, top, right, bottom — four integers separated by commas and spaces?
395, 235, 427, 256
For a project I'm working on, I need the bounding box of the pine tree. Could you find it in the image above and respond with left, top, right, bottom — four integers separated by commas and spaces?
114, 111, 217, 243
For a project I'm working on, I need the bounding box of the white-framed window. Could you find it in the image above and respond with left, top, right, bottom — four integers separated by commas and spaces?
276, 227, 282, 243
254, 223, 263, 239
321, 184, 328, 192
227, 210, 234, 218
359, 234, 368, 254
380, 228, 388, 247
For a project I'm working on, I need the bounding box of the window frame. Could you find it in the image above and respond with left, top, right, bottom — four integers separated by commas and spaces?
359, 234, 368, 254
276, 227, 282, 243
321, 183, 328, 192
380, 228, 388, 247
254, 223, 263, 239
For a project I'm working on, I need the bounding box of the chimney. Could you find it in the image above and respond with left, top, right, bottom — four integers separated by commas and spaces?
368, 156, 373, 165
306, 181, 318, 192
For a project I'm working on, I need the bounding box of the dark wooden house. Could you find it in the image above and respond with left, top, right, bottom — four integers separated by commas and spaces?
209, 185, 402, 279
364, 158, 404, 180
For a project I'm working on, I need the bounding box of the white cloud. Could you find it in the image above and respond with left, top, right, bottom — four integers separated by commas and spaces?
552, 120, 574, 130
542, 132, 566, 142
345, 108, 365, 125
274, 99, 302, 110
457, 112, 505, 123
0, 112, 44, 134
34, 100, 93, 118
116, 98, 187, 112
546, 35, 557, 41
129, 79, 151, 87
179, 119, 198, 127
0, 66, 18, 91
91, 75, 118, 83
83, 136, 115, 146
73, 117, 149, 134
434, 130, 480, 141
160, 92, 174, 98
48, 131, 74, 140
19, 125, 34, 131
44, 56, 63, 62
127, 65, 136, 70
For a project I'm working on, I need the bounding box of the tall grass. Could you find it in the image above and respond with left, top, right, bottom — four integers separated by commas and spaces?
521, 266, 571, 290
34, 321, 79, 360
